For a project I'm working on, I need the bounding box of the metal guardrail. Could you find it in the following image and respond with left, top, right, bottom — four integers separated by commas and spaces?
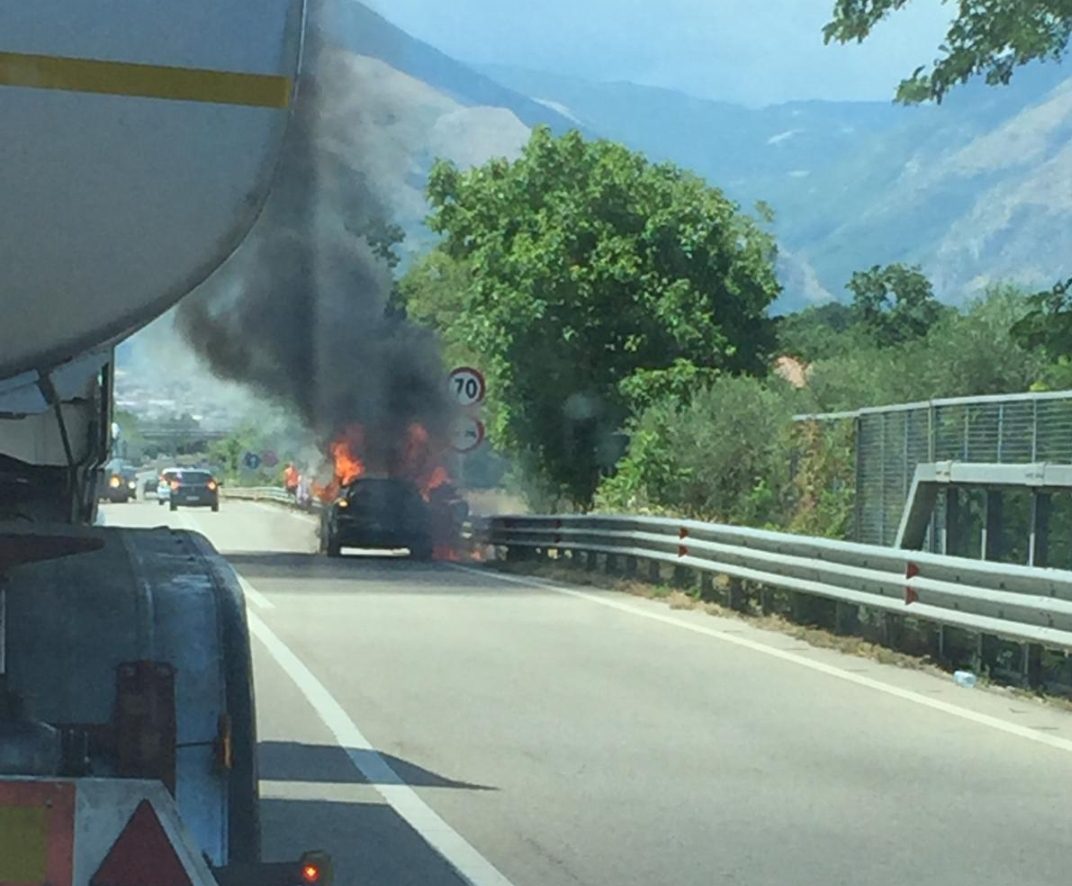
482, 514, 1072, 652
222, 486, 323, 511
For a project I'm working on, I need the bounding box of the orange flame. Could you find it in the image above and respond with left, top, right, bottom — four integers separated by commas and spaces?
332, 437, 365, 486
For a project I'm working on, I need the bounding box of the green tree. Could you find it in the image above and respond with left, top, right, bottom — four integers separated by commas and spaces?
805, 284, 1045, 412
846, 263, 944, 348
775, 301, 865, 362
595, 375, 796, 525
409, 126, 781, 506
825, 0, 1072, 103
1010, 275, 1072, 361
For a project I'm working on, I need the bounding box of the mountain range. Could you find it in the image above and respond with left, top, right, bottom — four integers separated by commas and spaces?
321, 1, 1072, 312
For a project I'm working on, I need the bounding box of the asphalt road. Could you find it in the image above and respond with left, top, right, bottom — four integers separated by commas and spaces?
104, 497, 1072, 886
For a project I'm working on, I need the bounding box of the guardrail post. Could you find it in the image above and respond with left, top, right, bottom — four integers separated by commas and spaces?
982, 491, 1004, 561
727, 578, 747, 613
881, 612, 905, 649
1029, 492, 1051, 567
1024, 643, 1043, 690
605, 553, 619, 575
699, 573, 714, 601
834, 601, 859, 635
624, 556, 638, 578
672, 564, 690, 588
647, 559, 661, 583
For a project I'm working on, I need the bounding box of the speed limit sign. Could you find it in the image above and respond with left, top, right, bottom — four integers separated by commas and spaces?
448, 367, 486, 407
452, 416, 486, 453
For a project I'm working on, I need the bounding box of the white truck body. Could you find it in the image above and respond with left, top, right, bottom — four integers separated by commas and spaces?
0, 0, 304, 380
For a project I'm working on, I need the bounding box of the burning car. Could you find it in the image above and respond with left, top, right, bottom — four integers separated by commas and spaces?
319, 475, 434, 559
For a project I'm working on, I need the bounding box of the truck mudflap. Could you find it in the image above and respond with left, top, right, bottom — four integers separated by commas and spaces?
0, 776, 332, 885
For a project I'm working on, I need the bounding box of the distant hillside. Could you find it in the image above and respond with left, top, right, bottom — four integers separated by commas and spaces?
479, 62, 1072, 309
324, 2, 579, 134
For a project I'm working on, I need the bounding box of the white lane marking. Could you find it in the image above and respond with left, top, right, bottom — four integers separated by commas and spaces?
238, 576, 276, 611
247, 607, 516, 886
451, 564, 1072, 756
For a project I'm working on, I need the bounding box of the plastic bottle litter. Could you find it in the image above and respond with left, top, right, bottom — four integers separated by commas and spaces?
953, 670, 978, 689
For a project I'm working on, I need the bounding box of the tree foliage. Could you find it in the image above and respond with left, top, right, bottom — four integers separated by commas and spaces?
825, 0, 1072, 103
775, 301, 864, 362
596, 376, 796, 525
805, 284, 1045, 412
1009, 275, 1072, 359
407, 126, 781, 506
846, 263, 945, 348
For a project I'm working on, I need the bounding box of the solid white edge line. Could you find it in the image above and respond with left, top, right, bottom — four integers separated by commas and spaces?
246, 608, 516, 886
450, 563, 1072, 756
238, 576, 276, 611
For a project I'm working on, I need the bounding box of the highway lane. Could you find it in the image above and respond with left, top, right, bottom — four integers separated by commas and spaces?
105, 498, 1072, 886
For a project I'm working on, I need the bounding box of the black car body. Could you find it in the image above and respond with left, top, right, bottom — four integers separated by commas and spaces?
100, 464, 137, 502
169, 469, 220, 511
101, 472, 132, 502
320, 477, 433, 559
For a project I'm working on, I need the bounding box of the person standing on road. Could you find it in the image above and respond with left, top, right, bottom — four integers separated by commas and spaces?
283, 462, 299, 497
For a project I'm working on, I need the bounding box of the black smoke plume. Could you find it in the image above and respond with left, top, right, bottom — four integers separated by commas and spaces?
175, 18, 450, 473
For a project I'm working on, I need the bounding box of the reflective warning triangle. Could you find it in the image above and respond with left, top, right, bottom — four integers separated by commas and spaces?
90, 800, 193, 886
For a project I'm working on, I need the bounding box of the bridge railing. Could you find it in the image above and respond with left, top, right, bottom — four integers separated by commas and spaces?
479, 513, 1072, 658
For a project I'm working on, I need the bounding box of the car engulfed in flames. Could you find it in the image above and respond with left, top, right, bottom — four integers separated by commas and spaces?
314, 423, 469, 559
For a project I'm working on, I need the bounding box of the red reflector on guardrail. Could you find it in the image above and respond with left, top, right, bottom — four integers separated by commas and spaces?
905, 562, 920, 605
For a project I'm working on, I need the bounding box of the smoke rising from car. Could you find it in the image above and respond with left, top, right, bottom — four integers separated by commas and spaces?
175, 11, 451, 471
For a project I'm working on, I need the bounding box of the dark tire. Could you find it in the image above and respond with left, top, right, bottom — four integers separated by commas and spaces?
411, 538, 434, 561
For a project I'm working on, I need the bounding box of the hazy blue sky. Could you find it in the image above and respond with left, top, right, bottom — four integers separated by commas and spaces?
362, 0, 952, 106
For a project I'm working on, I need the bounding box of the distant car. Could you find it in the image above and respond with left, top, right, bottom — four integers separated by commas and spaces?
101, 468, 133, 503
121, 468, 138, 500
319, 477, 433, 559
168, 469, 220, 512
156, 468, 181, 506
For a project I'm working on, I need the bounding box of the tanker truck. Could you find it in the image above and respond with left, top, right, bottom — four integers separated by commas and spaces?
0, 3, 330, 882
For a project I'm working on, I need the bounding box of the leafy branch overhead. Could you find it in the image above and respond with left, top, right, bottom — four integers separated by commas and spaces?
825, 0, 1072, 103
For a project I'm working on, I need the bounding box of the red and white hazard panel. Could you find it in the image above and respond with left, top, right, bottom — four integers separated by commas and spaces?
0, 777, 218, 885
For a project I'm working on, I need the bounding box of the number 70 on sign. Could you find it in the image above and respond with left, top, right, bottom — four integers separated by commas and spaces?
448, 367, 486, 407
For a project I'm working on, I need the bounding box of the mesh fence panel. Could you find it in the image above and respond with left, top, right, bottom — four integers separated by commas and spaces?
806, 393, 1072, 546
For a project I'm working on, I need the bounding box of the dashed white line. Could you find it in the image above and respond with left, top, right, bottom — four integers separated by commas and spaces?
247, 605, 516, 886
450, 564, 1072, 756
